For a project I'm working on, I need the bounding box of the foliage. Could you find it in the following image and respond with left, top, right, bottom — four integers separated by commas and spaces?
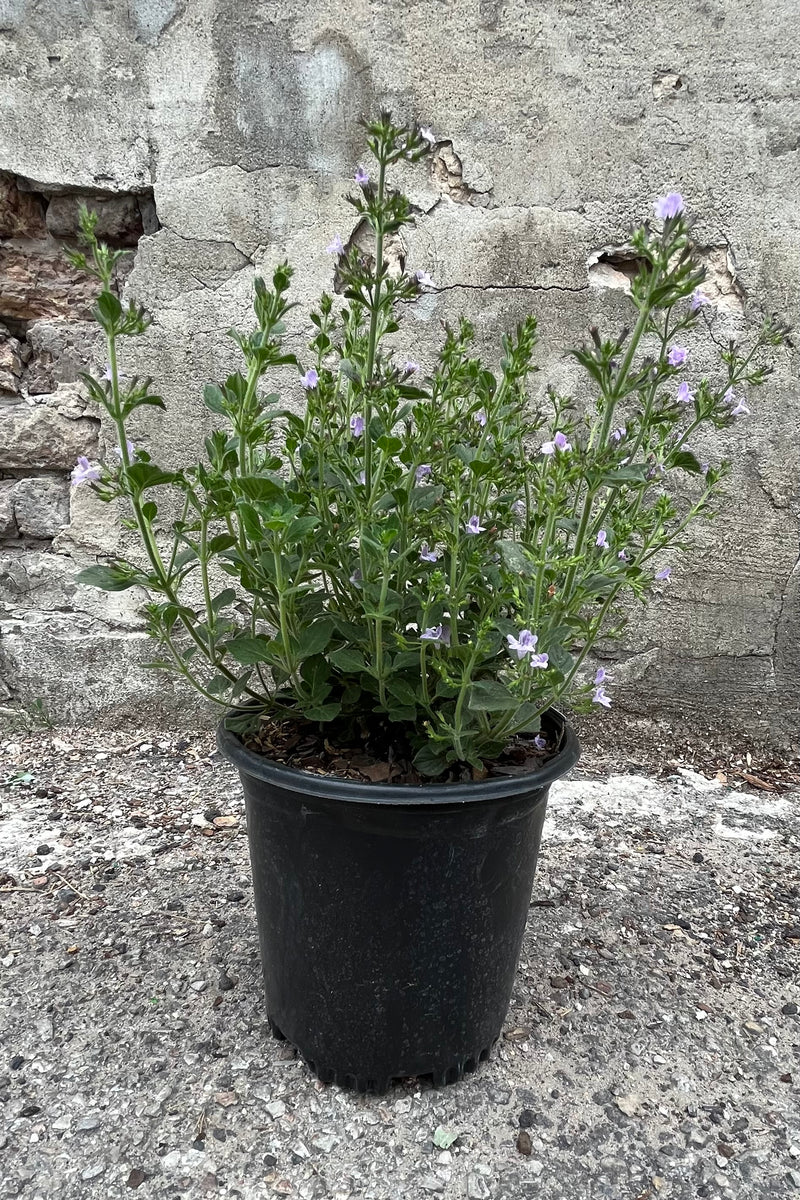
69, 115, 789, 775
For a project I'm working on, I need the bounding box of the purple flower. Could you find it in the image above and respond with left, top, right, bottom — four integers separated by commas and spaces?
403, 361, 420, 374
541, 430, 572, 455
71, 456, 102, 488
301, 368, 319, 389
101, 362, 113, 381
676, 381, 695, 404
611, 426, 626, 442
725, 388, 750, 416
701, 461, 710, 476
350, 413, 365, 437
421, 624, 450, 646
690, 288, 708, 311
415, 268, 435, 288
654, 192, 685, 220
618, 549, 628, 561
349, 567, 362, 585
655, 566, 672, 581
357, 469, 366, 485
592, 685, 612, 708
596, 529, 608, 548
464, 515, 486, 535
113, 439, 136, 460
326, 233, 344, 256
506, 629, 538, 659
533, 734, 547, 751
420, 126, 437, 145
419, 541, 439, 563
415, 463, 432, 483
511, 498, 526, 521
354, 165, 369, 185
474, 409, 487, 427
594, 667, 612, 685
668, 346, 689, 367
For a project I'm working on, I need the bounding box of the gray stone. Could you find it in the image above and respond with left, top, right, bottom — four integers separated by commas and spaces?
0, 482, 16, 537
0, 395, 98, 470
12, 477, 70, 539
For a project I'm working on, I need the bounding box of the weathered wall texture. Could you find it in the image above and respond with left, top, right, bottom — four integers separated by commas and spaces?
0, 0, 798, 744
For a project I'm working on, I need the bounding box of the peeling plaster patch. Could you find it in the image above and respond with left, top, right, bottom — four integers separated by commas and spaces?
652, 70, 685, 100
587, 244, 644, 292
431, 142, 493, 206
696, 244, 745, 314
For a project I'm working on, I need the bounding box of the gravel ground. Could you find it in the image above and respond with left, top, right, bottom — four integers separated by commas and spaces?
0, 729, 798, 1200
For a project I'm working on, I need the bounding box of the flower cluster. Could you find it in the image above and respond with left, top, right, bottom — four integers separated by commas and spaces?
69, 115, 789, 776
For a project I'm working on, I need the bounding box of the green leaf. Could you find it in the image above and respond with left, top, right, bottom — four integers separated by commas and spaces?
238, 475, 285, 504
468, 458, 494, 479
211, 588, 237, 613
409, 484, 444, 512
224, 709, 264, 735
204, 384, 227, 414
95, 290, 122, 329
386, 677, 418, 706
125, 462, 178, 493
601, 464, 648, 487
207, 533, 237, 554
468, 679, 519, 712
303, 701, 342, 722
582, 573, 616, 596
76, 564, 141, 592
285, 515, 319, 542
296, 618, 335, 659
329, 646, 368, 673
497, 540, 536, 576
376, 435, 403, 455
668, 449, 703, 474
413, 744, 450, 777
225, 635, 273, 664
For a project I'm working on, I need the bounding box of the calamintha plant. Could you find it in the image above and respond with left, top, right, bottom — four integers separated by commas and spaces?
69, 114, 788, 777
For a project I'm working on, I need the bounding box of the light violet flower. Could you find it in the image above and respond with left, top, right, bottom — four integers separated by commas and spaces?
403, 361, 420, 374
654, 192, 685, 220
668, 345, 689, 367
541, 430, 572, 455
474, 409, 487, 427
415, 268, 435, 288
415, 463, 432, 483
533, 734, 547, 751
594, 667, 612, 685
596, 529, 608, 548
350, 568, 362, 585
420, 126, 437, 145
354, 165, 369, 185
326, 234, 344, 256
301, 368, 319, 389
592, 685, 612, 708
725, 388, 750, 416
655, 566, 672, 581
464, 515, 486, 535
618, 549, 628, 561
350, 413, 365, 437
419, 542, 439, 563
676, 381, 695, 404
690, 287, 709, 311
357, 469, 366, 485
611, 426, 626, 442
101, 362, 113, 381
71, 456, 102, 488
113, 440, 136, 460
421, 624, 450, 646
506, 629, 538, 659
511, 499, 526, 521
701, 461, 710, 475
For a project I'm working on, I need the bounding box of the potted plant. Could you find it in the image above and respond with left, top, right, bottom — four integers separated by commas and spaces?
69, 114, 787, 1092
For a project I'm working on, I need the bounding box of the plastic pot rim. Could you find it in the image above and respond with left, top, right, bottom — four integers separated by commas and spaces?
216, 707, 580, 807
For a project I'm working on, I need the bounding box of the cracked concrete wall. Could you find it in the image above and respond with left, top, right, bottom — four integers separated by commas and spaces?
0, 0, 798, 747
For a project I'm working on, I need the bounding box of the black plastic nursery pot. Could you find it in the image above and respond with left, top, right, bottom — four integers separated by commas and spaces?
217, 710, 580, 1093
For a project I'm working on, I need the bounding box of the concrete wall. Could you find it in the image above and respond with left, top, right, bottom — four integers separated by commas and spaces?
0, 0, 798, 746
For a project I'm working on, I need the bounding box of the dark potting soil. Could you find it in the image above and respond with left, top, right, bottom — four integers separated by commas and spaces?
241, 717, 552, 786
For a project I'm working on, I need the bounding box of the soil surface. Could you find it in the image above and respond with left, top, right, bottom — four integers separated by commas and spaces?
0, 728, 798, 1200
